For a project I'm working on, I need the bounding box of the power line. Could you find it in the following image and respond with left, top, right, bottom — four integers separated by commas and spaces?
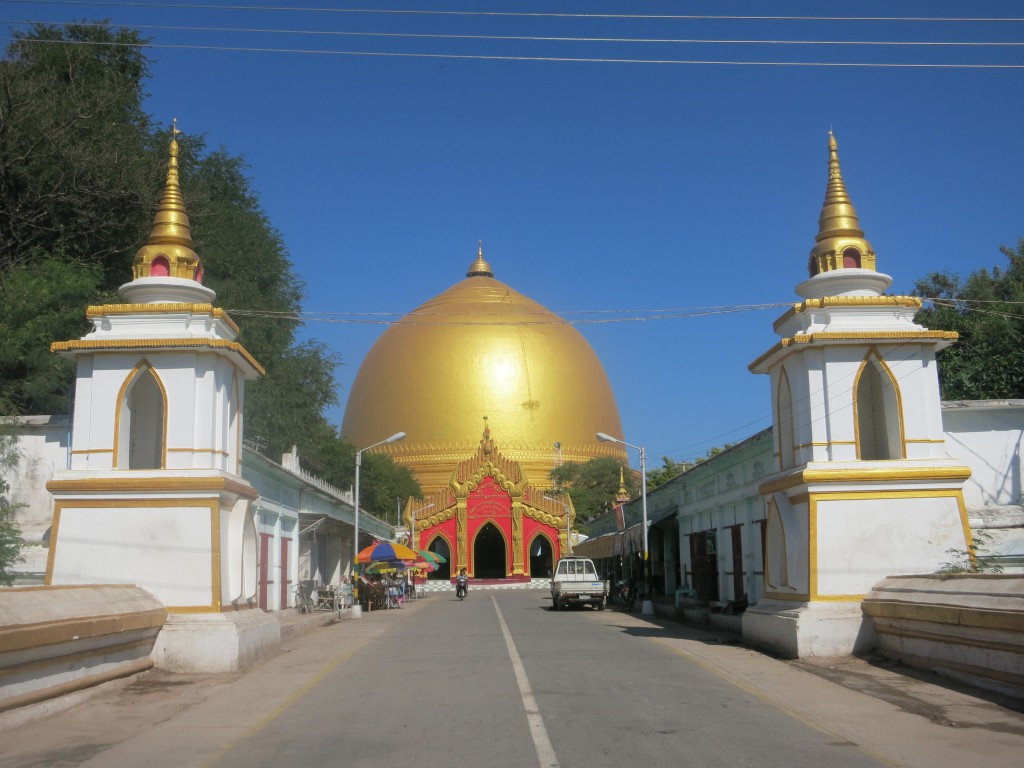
224, 297, 1024, 326
7, 2, 1024, 24
7, 18, 1024, 48
7, 36, 1024, 68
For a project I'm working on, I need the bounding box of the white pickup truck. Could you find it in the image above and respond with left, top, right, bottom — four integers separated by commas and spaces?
550, 556, 607, 611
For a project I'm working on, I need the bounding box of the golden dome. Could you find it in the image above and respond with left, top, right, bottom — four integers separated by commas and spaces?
341, 247, 627, 495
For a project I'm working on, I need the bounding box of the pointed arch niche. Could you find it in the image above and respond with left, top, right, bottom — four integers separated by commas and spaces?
473, 521, 508, 579
115, 362, 168, 469
776, 367, 797, 469
528, 531, 555, 578
854, 351, 904, 461
426, 534, 452, 581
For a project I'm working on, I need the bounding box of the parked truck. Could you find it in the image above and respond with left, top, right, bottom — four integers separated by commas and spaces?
550, 555, 607, 610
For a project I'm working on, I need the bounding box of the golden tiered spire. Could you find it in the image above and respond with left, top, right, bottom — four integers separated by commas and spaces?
131, 119, 203, 282
616, 466, 630, 503
807, 131, 876, 277
466, 240, 494, 277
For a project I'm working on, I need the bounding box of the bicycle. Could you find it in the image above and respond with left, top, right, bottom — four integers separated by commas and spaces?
291, 582, 316, 614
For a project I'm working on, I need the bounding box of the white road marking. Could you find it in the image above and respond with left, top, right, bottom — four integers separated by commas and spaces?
492, 597, 560, 768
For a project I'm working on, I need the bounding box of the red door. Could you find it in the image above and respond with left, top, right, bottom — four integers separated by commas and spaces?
258, 533, 271, 610
729, 525, 745, 601
280, 537, 291, 610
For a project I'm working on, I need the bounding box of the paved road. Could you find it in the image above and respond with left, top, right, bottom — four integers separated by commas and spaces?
2, 590, 1023, 767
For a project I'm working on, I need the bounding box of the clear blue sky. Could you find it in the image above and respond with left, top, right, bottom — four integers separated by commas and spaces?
6, 1, 1023, 467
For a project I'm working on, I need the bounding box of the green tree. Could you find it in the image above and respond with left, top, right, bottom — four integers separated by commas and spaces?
550, 457, 637, 523
914, 239, 1024, 399
646, 457, 693, 492
0, 23, 158, 286
0, 22, 420, 518
0, 254, 103, 414
0, 407, 24, 585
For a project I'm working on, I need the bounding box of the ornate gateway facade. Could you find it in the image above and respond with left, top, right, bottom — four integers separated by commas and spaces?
408, 422, 574, 581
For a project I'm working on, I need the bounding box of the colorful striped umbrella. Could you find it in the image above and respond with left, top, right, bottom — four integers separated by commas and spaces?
416, 549, 447, 565
356, 540, 419, 564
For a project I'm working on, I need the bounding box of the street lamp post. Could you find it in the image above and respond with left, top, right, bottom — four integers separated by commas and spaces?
352, 431, 406, 618
597, 432, 653, 615
409, 501, 434, 597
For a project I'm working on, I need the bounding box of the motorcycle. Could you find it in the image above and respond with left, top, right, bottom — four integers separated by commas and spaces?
616, 579, 637, 612
455, 574, 468, 600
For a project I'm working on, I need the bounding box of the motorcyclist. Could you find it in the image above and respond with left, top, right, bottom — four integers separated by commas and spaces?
456, 567, 469, 599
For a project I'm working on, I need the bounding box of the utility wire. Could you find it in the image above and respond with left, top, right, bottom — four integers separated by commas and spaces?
223, 298, 1024, 326
7, 36, 1024, 67
7, 2, 1024, 23
7, 19, 1024, 48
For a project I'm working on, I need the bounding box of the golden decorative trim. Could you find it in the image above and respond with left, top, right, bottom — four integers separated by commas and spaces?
51, 338, 265, 376
794, 330, 958, 344
0, 610, 166, 654
166, 605, 224, 614
871, 621, 1024, 649
751, 331, 958, 373
773, 295, 923, 333
759, 465, 972, 495
795, 441, 856, 449
762, 591, 810, 602
210, 502, 221, 611
469, 516, 510, 579
811, 593, 866, 602
852, 348, 906, 460
809, 496, 817, 599
47, 475, 256, 498
112, 361, 169, 469
866, 603, 1024, 632
86, 303, 240, 336
46, 497, 224, 610
167, 447, 231, 457
809, 489, 970, 600
70, 448, 113, 455
232, 376, 242, 475
749, 341, 787, 372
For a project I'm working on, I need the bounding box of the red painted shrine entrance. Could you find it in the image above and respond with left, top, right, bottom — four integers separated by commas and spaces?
407, 427, 572, 581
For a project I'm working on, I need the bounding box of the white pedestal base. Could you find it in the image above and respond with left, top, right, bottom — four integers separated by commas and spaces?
641, 599, 655, 616
152, 610, 280, 673
350, 605, 362, 619
742, 599, 875, 659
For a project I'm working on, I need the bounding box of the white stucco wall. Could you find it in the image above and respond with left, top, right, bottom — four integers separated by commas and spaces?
1, 417, 69, 540
942, 400, 1024, 508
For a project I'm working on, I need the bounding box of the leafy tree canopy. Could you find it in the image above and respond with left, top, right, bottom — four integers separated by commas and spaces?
0, 22, 419, 518
914, 239, 1024, 400
0, 404, 24, 585
549, 456, 637, 524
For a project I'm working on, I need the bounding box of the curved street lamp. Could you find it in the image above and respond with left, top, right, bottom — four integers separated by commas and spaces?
352, 431, 406, 618
596, 432, 653, 615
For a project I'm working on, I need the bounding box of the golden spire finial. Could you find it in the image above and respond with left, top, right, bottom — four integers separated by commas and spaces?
130, 121, 203, 282
807, 131, 876, 277
480, 415, 494, 454
616, 466, 629, 503
466, 240, 494, 278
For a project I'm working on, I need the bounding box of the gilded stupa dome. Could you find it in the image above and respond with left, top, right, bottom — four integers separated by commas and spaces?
341, 245, 627, 495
